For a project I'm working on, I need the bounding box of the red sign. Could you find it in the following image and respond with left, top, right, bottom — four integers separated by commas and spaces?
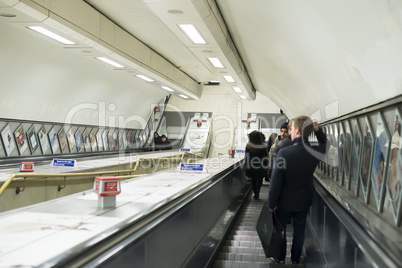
21, 162, 34, 172
105, 182, 117, 192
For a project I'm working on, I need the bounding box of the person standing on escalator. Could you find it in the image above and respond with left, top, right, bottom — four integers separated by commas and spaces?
245, 130, 269, 200
268, 116, 327, 265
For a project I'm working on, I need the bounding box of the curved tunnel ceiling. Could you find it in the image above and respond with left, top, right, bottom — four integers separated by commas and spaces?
85, 0, 402, 120
1, 0, 401, 125
216, 0, 402, 119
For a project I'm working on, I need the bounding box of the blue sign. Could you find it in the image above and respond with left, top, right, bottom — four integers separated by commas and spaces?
52, 159, 76, 167
180, 148, 190, 152
180, 163, 204, 171
236, 149, 245, 153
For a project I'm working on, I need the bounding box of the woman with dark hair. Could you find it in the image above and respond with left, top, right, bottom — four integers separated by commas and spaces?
152, 132, 161, 150
245, 130, 269, 200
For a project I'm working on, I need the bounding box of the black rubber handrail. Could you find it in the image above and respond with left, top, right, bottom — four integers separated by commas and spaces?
314, 179, 399, 268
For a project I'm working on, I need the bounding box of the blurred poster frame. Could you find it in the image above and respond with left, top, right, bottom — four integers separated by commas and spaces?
385, 108, 402, 223
66, 127, 76, 152
26, 125, 39, 155
38, 125, 50, 154
58, 127, 69, 153
1, 123, 16, 156
370, 112, 391, 212
90, 128, 98, 152
48, 126, 59, 154
82, 127, 92, 152
75, 128, 84, 153
14, 124, 28, 156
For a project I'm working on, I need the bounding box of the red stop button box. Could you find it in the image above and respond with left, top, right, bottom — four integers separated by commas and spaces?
93, 177, 121, 197
21, 162, 34, 172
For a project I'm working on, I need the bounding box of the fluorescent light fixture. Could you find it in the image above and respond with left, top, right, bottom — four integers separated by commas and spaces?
207, 57, 224, 68
136, 75, 154, 82
239, 95, 247, 99
95, 57, 124, 68
179, 94, 189, 99
28, 26, 75, 45
224, 75, 235, 83
232, 86, 242, 93
178, 24, 206, 44
161, 86, 174, 92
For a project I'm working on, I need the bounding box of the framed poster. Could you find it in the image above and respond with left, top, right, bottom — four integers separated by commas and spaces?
38, 125, 50, 154
58, 127, 68, 152
126, 130, 132, 149
118, 130, 123, 150
14, 124, 28, 155
66, 128, 76, 152
82, 127, 91, 152
123, 130, 128, 149
108, 129, 115, 150
97, 128, 104, 151
90, 128, 97, 151
1, 124, 16, 156
370, 112, 390, 211
75, 128, 84, 153
26, 126, 39, 154
113, 129, 119, 150
102, 129, 109, 151
48, 127, 59, 154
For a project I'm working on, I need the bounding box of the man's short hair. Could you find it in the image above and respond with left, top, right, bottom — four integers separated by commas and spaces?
292, 116, 314, 137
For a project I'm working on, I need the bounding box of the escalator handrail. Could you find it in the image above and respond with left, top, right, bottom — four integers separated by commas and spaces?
314, 177, 399, 268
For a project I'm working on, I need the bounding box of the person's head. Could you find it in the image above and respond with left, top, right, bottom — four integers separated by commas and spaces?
247, 130, 264, 146
161, 135, 167, 142
269, 133, 278, 143
290, 116, 314, 141
280, 122, 289, 139
154, 132, 159, 138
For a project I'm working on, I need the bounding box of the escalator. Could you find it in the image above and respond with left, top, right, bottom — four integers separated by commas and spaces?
213, 183, 306, 267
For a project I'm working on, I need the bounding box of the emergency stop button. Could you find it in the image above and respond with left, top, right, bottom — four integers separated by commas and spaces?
93, 177, 121, 208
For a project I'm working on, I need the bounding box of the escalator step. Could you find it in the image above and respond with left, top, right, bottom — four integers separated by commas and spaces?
227, 234, 261, 242
213, 260, 272, 268
229, 230, 257, 236
224, 240, 262, 248
212, 184, 306, 267
216, 252, 268, 262
220, 246, 265, 255
233, 226, 256, 231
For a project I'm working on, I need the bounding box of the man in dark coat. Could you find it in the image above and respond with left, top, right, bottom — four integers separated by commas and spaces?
158, 135, 172, 150
268, 116, 327, 264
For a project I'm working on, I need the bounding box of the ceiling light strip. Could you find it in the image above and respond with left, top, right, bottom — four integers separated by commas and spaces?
178, 24, 206, 44
161, 86, 174, 92
224, 75, 235, 82
207, 57, 224, 68
136, 75, 154, 82
28, 26, 75, 45
96, 57, 124, 68
232, 86, 242, 93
